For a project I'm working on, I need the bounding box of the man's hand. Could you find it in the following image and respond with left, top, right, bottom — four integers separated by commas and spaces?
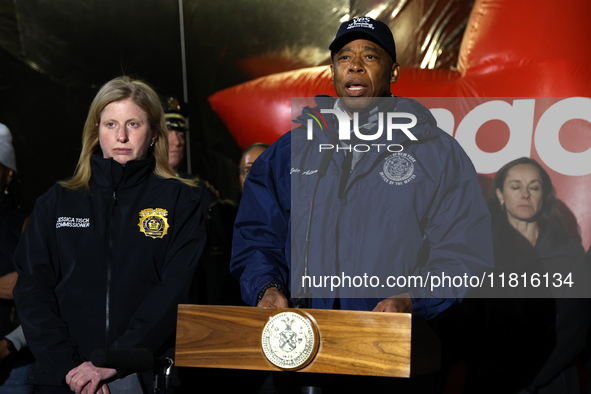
0, 339, 11, 361
0, 272, 18, 299
373, 293, 413, 313
66, 361, 116, 394
257, 287, 288, 308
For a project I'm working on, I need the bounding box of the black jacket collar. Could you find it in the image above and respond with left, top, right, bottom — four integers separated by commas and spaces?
90, 155, 155, 189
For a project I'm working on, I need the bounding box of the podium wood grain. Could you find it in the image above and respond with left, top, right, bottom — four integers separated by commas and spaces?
175, 305, 440, 377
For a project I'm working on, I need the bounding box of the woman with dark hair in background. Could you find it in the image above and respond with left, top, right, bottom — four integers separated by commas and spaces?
463, 157, 590, 393
12, 77, 206, 394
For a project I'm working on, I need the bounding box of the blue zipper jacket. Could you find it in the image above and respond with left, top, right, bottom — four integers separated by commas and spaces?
231, 96, 494, 320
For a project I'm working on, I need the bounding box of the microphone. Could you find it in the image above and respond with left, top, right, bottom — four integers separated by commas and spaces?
294, 132, 339, 309
91, 348, 154, 372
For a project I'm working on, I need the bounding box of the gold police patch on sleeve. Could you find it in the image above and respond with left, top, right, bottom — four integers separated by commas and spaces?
138, 208, 170, 239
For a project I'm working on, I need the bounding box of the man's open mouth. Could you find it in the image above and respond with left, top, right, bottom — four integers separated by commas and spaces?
345, 81, 368, 96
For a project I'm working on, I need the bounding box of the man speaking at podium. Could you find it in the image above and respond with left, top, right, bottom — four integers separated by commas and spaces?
230, 17, 493, 321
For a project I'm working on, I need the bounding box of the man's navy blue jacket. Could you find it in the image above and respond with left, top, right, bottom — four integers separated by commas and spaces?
231, 96, 494, 320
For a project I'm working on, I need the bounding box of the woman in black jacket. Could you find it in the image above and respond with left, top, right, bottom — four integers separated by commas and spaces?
13, 77, 206, 394
463, 157, 590, 393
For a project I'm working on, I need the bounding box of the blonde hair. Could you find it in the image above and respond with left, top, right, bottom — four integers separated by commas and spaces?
60, 76, 195, 190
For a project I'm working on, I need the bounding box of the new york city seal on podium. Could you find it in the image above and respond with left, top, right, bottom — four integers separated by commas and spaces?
261, 311, 319, 370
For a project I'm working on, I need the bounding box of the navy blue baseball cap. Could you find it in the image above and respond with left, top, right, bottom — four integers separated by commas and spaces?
329, 17, 396, 63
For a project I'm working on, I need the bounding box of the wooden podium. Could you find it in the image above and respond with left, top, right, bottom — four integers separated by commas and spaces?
175, 305, 440, 378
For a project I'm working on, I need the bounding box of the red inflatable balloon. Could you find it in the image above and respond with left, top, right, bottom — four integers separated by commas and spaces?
209, 0, 591, 249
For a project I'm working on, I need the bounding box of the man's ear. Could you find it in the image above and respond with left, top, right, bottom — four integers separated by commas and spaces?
330, 63, 335, 84
390, 63, 400, 84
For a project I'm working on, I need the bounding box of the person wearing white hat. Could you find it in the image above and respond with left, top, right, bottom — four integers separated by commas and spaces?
0, 123, 34, 394
0, 123, 17, 193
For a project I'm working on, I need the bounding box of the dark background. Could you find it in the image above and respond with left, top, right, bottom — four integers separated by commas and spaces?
0, 0, 472, 210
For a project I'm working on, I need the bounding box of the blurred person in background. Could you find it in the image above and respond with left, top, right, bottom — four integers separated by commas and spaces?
161, 95, 237, 306
13, 77, 206, 394
238, 143, 268, 193
0, 123, 34, 394
161, 96, 189, 177
462, 157, 590, 394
